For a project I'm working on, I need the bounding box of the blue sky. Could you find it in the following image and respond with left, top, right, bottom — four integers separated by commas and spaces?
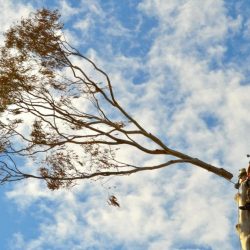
0, 0, 250, 249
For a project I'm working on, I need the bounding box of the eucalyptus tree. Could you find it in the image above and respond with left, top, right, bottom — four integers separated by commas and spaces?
0, 8, 248, 250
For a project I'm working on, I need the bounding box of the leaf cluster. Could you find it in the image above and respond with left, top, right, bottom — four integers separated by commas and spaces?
5, 8, 65, 69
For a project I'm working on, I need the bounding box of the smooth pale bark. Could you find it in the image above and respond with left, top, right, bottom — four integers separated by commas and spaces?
235, 180, 250, 250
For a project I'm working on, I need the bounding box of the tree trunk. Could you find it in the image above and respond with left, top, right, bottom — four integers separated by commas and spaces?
235, 181, 250, 250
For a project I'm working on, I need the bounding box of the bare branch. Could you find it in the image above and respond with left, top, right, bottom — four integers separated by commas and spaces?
0, 8, 233, 192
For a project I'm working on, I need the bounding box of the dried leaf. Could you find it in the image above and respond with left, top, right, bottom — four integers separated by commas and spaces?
108, 195, 120, 207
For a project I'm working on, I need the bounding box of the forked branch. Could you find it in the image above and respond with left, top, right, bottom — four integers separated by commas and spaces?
0, 8, 233, 190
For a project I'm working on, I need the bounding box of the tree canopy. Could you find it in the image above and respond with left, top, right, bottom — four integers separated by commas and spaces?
0, 8, 233, 191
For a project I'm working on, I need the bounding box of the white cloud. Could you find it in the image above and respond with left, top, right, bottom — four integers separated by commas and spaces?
73, 18, 92, 32
79, 0, 104, 16
58, 0, 80, 21
9, 233, 26, 250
